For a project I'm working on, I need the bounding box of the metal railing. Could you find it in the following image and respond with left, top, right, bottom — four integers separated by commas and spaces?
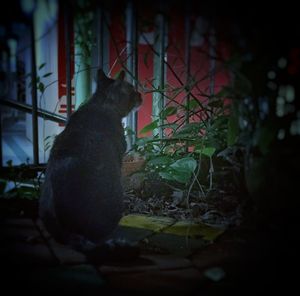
0, 1, 197, 169
0, 7, 69, 168
0, 99, 67, 124
0, 98, 67, 168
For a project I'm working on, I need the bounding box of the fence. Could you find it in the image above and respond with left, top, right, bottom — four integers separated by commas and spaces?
0, 0, 230, 168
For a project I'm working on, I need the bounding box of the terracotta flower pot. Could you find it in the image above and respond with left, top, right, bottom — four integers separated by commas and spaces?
122, 156, 145, 177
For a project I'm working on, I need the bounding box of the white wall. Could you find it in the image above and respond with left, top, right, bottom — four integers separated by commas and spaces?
25, 0, 63, 163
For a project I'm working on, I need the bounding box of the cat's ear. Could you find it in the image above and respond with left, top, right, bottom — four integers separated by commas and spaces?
118, 70, 126, 81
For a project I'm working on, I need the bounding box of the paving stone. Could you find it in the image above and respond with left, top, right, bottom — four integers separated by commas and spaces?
0, 217, 56, 266
145, 232, 208, 256
192, 250, 236, 271
105, 267, 203, 295
0, 218, 39, 239
191, 239, 246, 270
143, 254, 192, 270
99, 254, 192, 274
0, 226, 40, 243
50, 242, 87, 265
112, 225, 153, 243
0, 215, 216, 295
1, 241, 57, 266
1, 218, 36, 228
32, 264, 105, 290
4, 264, 106, 295
99, 256, 158, 274
32, 219, 87, 265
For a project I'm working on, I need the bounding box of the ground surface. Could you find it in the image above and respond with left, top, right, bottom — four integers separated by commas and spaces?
0, 197, 297, 295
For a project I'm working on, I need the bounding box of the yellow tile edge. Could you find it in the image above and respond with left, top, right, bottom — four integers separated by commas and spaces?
164, 221, 225, 241
120, 214, 175, 232
119, 214, 225, 241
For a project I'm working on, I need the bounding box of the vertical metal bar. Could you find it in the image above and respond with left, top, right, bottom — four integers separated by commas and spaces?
0, 110, 3, 168
98, 8, 110, 75
64, 2, 72, 120
126, 1, 138, 88
185, 3, 191, 125
208, 24, 217, 190
184, 3, 191, 153
209, 27, 216, 97
97, 6, 104, 69
125, 0, 138, 148
0, 43, 4, 167
74, 6, 91, 110
153, 12, 166, 139
30, 18, 39, 165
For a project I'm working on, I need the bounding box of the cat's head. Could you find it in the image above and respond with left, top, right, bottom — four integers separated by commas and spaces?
96, 69, 142, 117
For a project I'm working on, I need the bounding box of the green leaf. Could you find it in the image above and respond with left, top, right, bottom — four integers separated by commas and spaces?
113, 69, 125, 79
160, 123, 178, 131
201, 147, 216, 157
43, 72, 53, 78
38, 63, 46, 70
38, 82, 45, 93
157, 157, 198, 184
147, 156, 173, 167
211, 115, 228, 128
170, 157, 197, 173
172, 170, 192, 183
12, 186, 39, 200
185, 99, 200, 110
139, 120, 159, 134
171, 133, 196, 140
174, 122, 204, 136
172, 171, 192, 183
159, 171, 175, 181
135, 136, 154, 146
45, 143, 53, 151
159, 106, 177, 119
44, 135, 53, 141
160, 168, 193, 184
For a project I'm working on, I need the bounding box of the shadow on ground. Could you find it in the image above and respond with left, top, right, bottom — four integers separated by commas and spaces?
0, 198, 298, 295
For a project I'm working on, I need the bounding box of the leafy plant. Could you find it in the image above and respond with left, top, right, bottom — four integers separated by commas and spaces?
0, 160, 41, 200
27, 62, 53, 97
44, 134, 57, 152
132, 89, 231, 201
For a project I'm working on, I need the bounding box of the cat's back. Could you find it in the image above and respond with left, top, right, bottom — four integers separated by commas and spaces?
39, 69, 142, 246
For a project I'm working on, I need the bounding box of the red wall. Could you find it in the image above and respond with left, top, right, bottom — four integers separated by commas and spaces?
57, 7, 230, 131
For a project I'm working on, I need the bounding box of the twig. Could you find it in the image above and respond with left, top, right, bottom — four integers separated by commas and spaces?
186, 150, 205, 211
208, 155, 214, 191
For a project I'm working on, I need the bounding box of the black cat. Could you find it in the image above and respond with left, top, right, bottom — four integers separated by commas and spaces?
39, 69, 142, 258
